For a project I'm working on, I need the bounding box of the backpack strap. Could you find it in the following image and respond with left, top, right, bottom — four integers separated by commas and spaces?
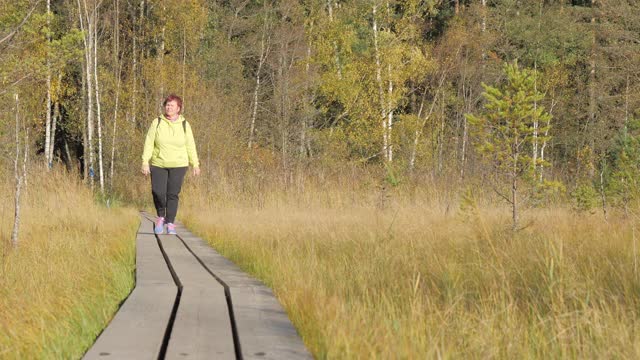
154, 117, 160, 141
156, 117, 187, 135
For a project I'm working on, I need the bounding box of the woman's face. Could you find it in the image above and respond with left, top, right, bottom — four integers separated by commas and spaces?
164, 100, 180, 118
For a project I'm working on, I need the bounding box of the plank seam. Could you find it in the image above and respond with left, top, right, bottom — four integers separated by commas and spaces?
155, 233, 183, 360
175, 234, 244, 360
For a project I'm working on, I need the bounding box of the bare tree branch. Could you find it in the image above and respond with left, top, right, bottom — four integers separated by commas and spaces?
0, 74, 32, 96
0, 1, 43, 48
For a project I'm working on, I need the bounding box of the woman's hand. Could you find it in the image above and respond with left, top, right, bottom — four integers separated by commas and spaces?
193, 167, 201, 176
141, 164, 150, 176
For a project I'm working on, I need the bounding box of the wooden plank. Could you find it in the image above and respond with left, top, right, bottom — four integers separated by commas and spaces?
84, 214, 177, 359
136, 233, 175, 286
176, 232, 261, 287
158, 235, 236, 360
83, 285, 177, 359
175, 225, 312, 360
86, 213, 310, 359
138, 212, 157, 234
230, 286, 312, 360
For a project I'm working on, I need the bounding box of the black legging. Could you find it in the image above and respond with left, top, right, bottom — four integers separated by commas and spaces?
150, 166, 188, 224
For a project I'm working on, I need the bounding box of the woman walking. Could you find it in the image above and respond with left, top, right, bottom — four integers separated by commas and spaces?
141, 94, 200, 234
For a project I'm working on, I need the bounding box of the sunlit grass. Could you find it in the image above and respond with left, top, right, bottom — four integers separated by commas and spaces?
181, 181, 640, 359
0, 169, 137, 359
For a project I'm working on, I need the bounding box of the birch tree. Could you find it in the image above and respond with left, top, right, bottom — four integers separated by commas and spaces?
110, 0, 122, 190
49, 80, 60, 163
372, 3, 388, 161
11, 94, 24, 248
45, 0, 52, 168
248, 3, 272, 149
77, 0, 95, 189
326, 0, 342, 79
92, 0, 104, 193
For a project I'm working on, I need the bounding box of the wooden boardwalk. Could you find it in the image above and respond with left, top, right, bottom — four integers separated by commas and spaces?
83, 212, 312, 360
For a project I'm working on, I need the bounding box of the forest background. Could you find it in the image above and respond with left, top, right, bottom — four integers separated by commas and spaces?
1, 0, 639, 209
2, 0, 640, 358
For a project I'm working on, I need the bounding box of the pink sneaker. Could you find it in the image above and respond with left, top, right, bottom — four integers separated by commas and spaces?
167, 223, 177, 235
154, 217, 165, 234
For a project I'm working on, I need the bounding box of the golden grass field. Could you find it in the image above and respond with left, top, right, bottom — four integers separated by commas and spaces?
180, 180, 640, 359
2, 166, 640, 358
0, 170, 137, 359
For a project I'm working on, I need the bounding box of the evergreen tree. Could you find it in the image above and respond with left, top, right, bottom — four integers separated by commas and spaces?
466, 61, 552, 230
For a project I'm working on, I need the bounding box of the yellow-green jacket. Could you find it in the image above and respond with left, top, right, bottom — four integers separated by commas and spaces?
142, 114, 200, 168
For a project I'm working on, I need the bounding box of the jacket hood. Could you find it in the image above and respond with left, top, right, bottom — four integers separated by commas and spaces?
160, 114, 185, 123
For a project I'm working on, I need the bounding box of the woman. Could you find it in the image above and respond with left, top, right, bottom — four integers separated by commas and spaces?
141, 94, 200, 235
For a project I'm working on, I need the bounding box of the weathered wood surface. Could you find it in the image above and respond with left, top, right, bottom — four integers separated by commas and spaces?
83, 217, 176, 360
158, 234, 235, 359
176, 226, 313, 360
83, 213, 311, 360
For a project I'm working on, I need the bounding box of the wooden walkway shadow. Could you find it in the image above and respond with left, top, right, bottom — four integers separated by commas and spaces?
83, 212, 312, 360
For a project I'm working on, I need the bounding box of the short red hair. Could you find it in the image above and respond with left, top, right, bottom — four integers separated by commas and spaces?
163, 94, 183, 113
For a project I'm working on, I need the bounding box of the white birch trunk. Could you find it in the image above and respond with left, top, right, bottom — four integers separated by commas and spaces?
110, 0, 120, 189
23, 123, 29, 192
78, 0, 95, 190
512, 152, 518, 231
11, 93, 22, 248
113, 0, 119, 79
49, 100, 59, 163
539, 99, 555, 182
481, 0, 487, 32
93, 0, 104, 194
45, 0, 52, 168
81, 52, 88, 181
110, 66, 121, 190
248, 17, 269, 149
132, 33, 137, 125
437, 94, 445, 173
481, 0, 487, 61
410, 88, 428, 171
532, 1, 542, 169
588, 0, 597, 167
372, 4, 387, 161
301, 38, 312, 157
248, 53, 263, 149
533, 61, 538, 168
460, 82, 470, 180
387, 63, 393, 162
326, 0, 342, 79
131, 1, 141, 125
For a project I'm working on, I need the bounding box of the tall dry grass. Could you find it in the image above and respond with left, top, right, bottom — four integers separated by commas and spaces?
180, 180, 640, 359
0, 169, 138, 358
